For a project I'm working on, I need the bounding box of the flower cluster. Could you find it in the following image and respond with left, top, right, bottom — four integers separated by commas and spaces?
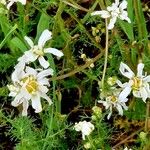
74, 120, 94, 140
8, 29, 63, 116
99, 62, 150, 119
99, 87, 128, 119
91, 0, 131, 29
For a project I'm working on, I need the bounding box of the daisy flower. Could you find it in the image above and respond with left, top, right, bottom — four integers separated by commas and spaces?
74, 121, 94, 140
19, 29, 63, 69
8, 66, 53, 116
98, 88, 128, 119
118, 62, 150, 102
91, 0, 131, 29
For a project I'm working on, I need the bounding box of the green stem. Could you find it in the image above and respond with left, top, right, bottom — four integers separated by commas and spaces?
145, 101, 150, 132
101, 19, 109, 90
87, 136, 96, 150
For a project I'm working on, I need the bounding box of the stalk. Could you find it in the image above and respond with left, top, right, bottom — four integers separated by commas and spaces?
101, 19, 109, 90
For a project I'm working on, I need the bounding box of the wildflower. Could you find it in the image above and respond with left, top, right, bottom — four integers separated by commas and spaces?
118, 62, 150, 102
91, 0, 131, 29
19, 29, 63, 69
74, 121, 94, 140
98, 88, 128, 119
8, 66, 53, 116
124, 147, 132, 150
7, 0, 26, 10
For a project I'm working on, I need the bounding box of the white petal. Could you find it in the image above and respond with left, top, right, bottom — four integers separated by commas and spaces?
24, 50, 38, 62
133, 90, 141, 98
24, 36, 34, 48
38, 56, 49, 69
25, 66, 37, 76
11, 91, 24, 107
116, 104, 123, 116
137, 63, 144, 77
7, 1, 14, 9
40, 93, 52, 105
119, 0, 127, 10
119, 11, 131, 23
119, 86, 131, 102
107, 17, 117, 29
44, 48, 64, 58
91, 10, 110, 18
140, 87, 148, 102
107, 106, 112, 120
38, 78, 49, 86
38, 85, 49, 93
38, 29, 52, 49
22, 99, 29, 116
115, 0, 119, 6
31, 94, 42, 113
37, 68, 54, 79
116, 80, 124, 87
16, 56, 26, 69
121, 103, 128, 110
143, 76, 150, 82
119, 62, 134, 79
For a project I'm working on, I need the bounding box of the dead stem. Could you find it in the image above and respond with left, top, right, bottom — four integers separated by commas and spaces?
112, 127, 143, 149
50, 50, 104, 81
101, 19, 109, 90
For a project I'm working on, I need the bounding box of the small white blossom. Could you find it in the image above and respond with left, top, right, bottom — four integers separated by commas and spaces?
98, 88, 128, 119
118, 62, 150, 102
8, 66, 53, 116
18, 29, 63, 69
74, 121, 94, 140
7, 0, 26, 10
91, 0, 131, 29
124, 147, 132, 150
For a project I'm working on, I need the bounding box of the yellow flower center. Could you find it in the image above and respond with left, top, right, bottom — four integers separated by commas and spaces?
132, 77, 142, 91
22, 76, 38, 94
32, 46, 44, 56
110, 96, 117, 102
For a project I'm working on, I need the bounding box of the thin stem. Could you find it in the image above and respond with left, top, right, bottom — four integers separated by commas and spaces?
145, 101, 150, 132
101, 19, 109, 90
49, 50, 104, 81
112, 127, 143, 149
87, 136, 97, 150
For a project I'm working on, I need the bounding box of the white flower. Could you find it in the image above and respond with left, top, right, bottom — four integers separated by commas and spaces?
74, 121, 94, 140
124, 147, 132, 150
91, 0, 131, 29
118, 62, 150, 102
7, 0, 26, 10
98, 88, 128, 119
19, 29, 63, 69
8, 66, 53, 116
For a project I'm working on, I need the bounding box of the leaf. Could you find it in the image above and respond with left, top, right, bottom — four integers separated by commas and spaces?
118, 0, 134, 41
35, 12, 50, 42
0, 24, 18, 49
10, 37, 27, 52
